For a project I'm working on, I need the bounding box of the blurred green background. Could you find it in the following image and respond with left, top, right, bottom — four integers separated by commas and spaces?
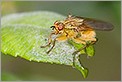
1, 1, 121, 81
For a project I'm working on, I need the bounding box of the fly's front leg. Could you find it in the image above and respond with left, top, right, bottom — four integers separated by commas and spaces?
46, 38, 56, 54
40, 32, 55, 48
46, 34, 67, 54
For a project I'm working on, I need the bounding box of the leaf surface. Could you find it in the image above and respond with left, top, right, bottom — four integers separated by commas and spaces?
1, 11, 95, 78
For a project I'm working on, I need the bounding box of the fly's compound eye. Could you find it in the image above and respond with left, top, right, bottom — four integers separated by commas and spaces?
50, 26, 55, 30
57, 23, 64, 31
54, 21, 64, 31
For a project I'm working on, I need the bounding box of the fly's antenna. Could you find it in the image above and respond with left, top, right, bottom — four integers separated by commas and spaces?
50, 26, 55, 30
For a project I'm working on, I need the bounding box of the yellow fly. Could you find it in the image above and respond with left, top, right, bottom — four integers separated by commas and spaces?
41, 14, 113, 65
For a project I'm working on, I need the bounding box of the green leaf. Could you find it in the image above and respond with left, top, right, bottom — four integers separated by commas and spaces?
86, 44, 95, 57
68, 39, 86, 54
1, 11, 95, 78
68, 40, 95, 57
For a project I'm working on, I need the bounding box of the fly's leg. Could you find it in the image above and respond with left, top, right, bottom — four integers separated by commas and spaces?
46, 39, 56, 54
64, 29, 68, 37
72, 44, 87, 55
91, 37, 98, 44
46, 34, 68, 54
72, 44, 88, 66
72, 38, 97, 66
40, 39, 52, 48
40, 32, 55, 48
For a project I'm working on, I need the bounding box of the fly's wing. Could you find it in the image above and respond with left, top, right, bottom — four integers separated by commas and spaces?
83, 18, 114, 31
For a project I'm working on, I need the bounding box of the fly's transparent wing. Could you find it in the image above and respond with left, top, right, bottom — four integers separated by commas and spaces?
83, 18, 114, 31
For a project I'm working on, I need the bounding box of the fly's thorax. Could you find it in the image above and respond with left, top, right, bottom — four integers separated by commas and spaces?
63, 16, 84, 29
64, 24, 77, 29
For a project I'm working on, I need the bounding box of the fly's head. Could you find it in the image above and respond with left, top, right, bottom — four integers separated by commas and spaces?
50, 21, 65, 34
